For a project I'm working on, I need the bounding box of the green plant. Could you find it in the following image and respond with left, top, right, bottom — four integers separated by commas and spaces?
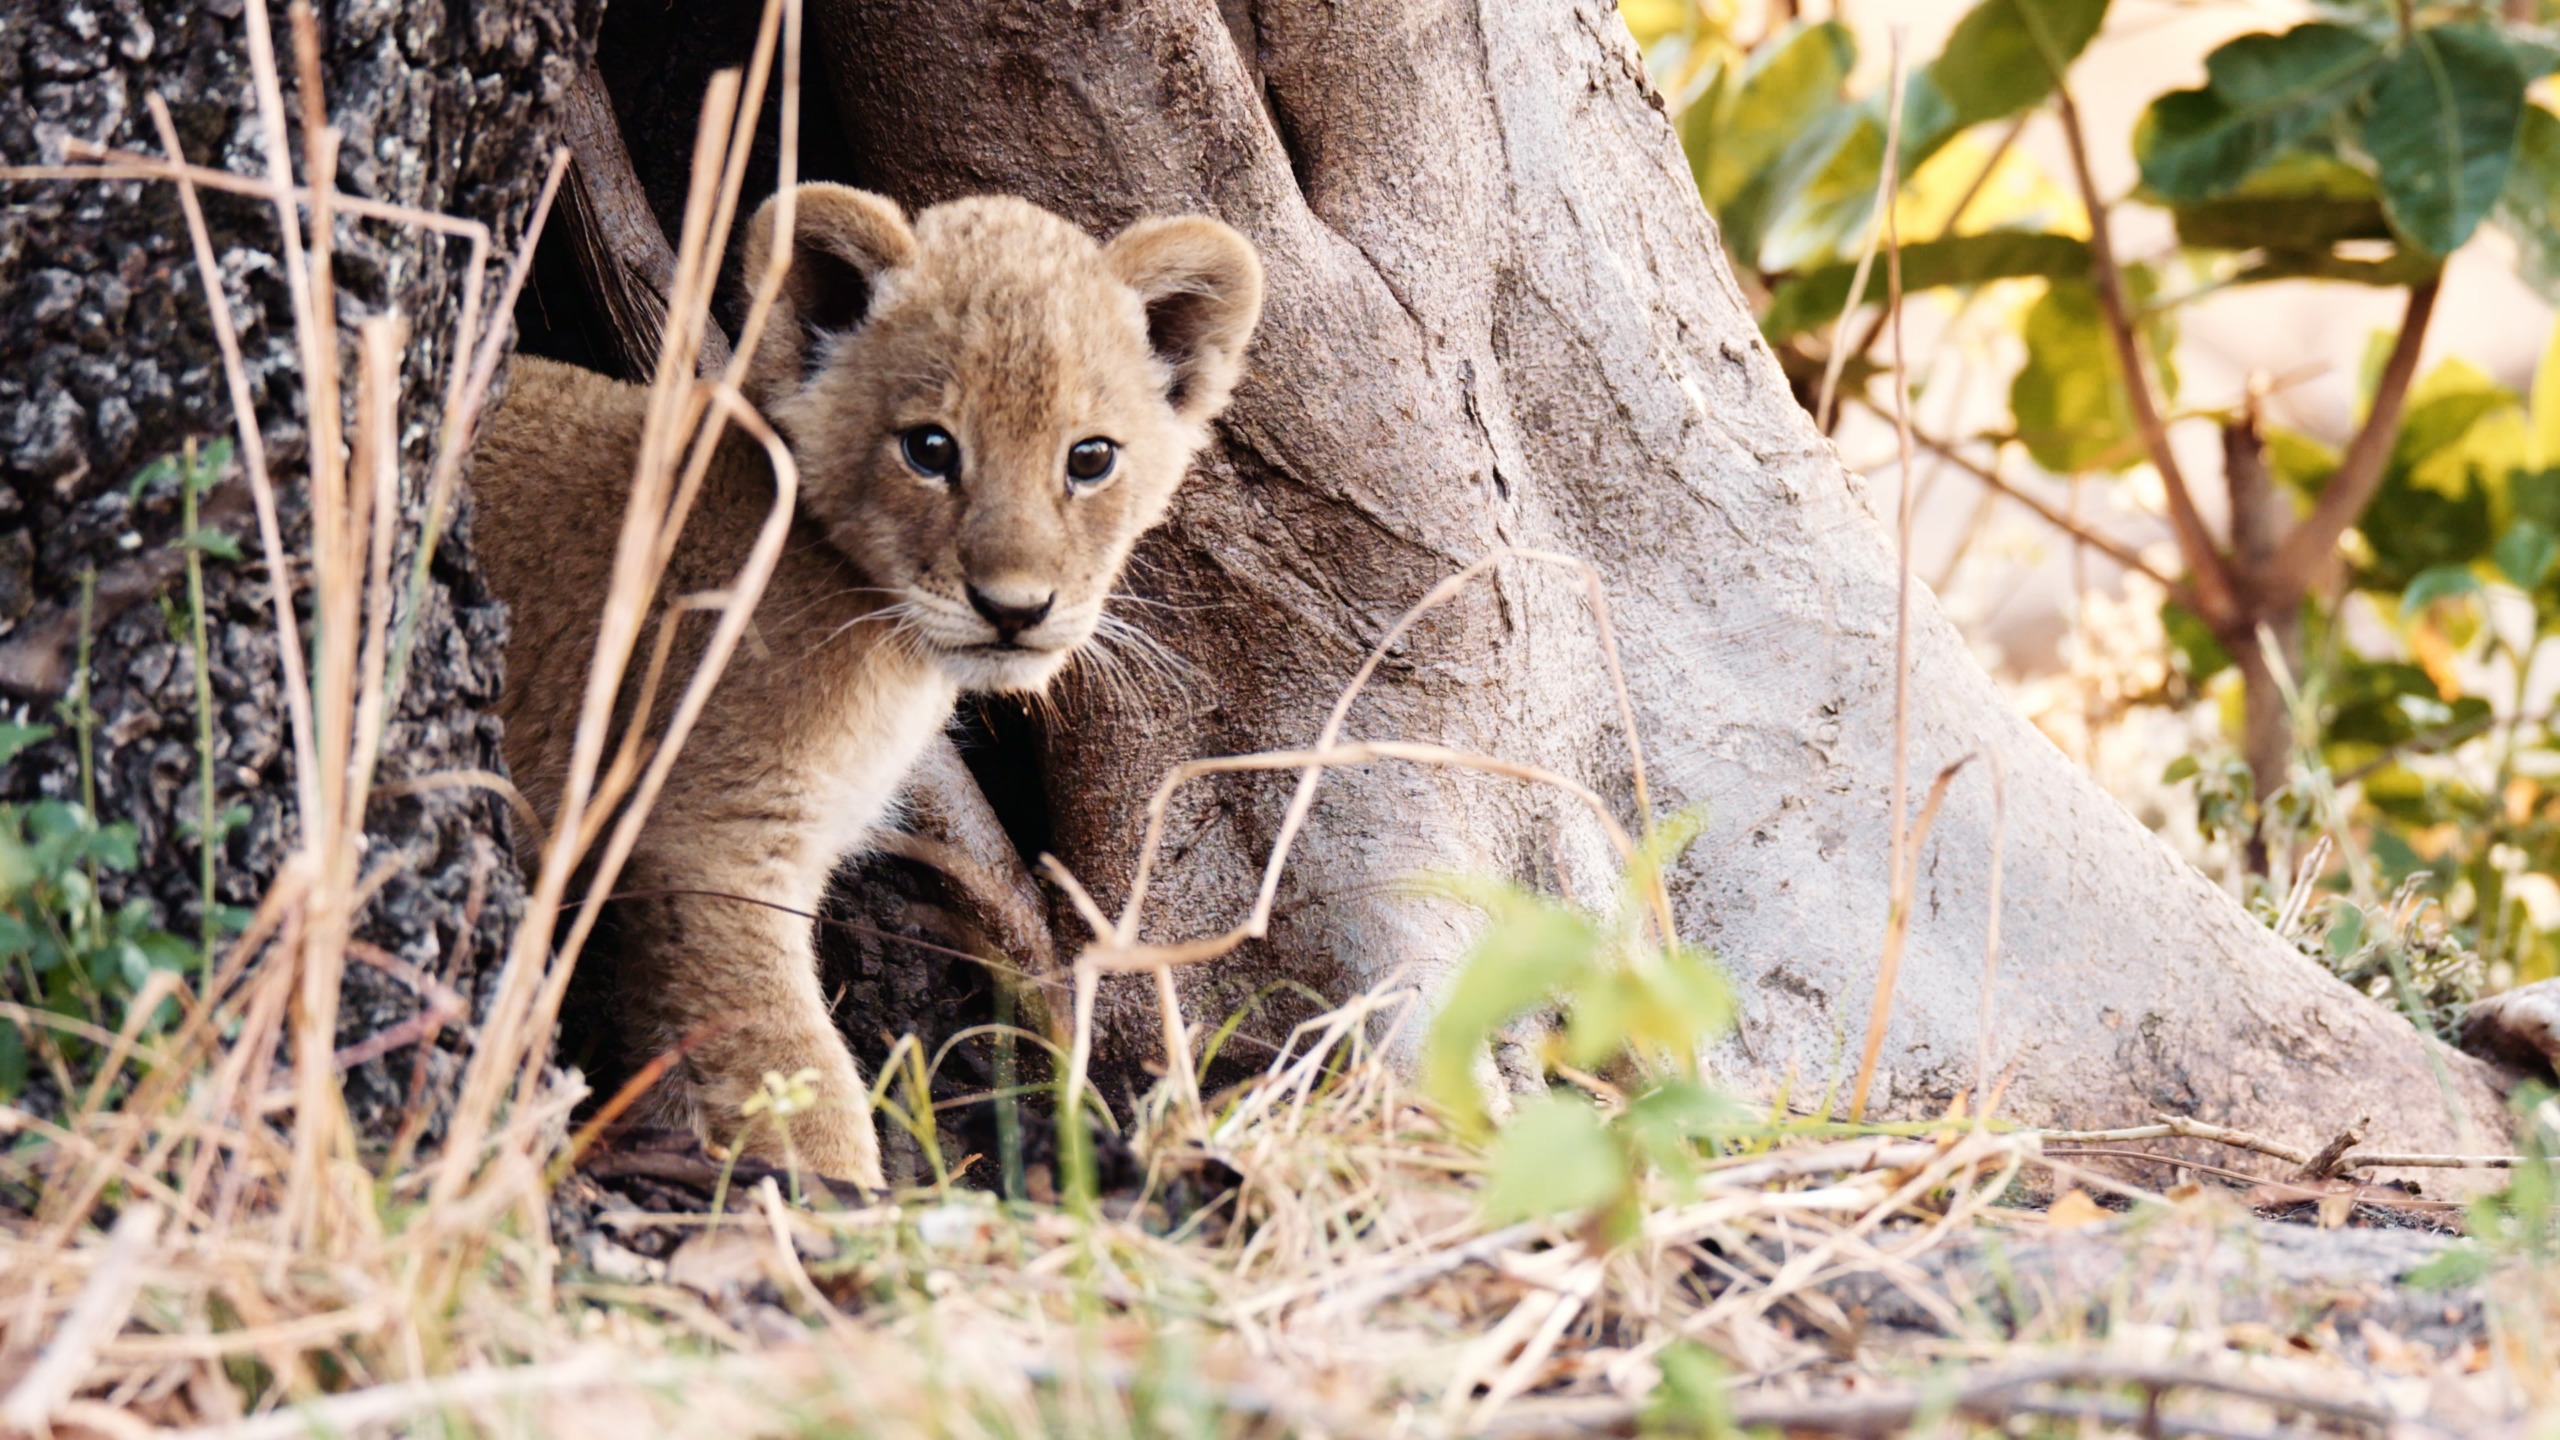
0, 440, 251, 1102
135, 438, 253, 971
1421, 810, 1745, 1241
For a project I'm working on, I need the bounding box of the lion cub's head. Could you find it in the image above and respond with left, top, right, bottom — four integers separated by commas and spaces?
739, 184, 1262, 692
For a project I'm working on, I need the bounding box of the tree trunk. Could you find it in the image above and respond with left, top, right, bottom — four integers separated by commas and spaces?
0, 0, 587, 1134
810, 0, 2512, 1160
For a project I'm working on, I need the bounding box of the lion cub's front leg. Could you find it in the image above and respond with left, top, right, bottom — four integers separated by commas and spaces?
613, 850, 881, 1189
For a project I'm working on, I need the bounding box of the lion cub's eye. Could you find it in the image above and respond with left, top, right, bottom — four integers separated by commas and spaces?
900, 425, 960, 480
1065, 437, 1118, 491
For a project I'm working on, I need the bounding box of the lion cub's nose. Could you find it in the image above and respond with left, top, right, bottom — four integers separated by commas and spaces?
966, 582, 1055, 642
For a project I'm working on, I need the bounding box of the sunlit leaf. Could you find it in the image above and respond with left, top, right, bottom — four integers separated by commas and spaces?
2009, 272, 2174, 474
2494, 106, 2560, 307
1926, 0, 2112, 140
2531, 319, 2560, 468
1688, 21, 1856, 211
1754, 105, 1884, 271
2390, 360, 2520, 497
2138, 24, 2383, 204
1896, 130, 2085, 241
1418, 876, 1600, 1132
1482, 1091, 1625, 1221
1624, 1080, 1746, 1183
2362, 23, 2526, 255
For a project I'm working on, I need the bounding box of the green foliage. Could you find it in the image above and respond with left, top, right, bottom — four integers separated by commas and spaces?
1762, 231, 2089, 339
2, 437, 245, 1101
2139, 23, 2383, 204
2405, 1087, 2558, 1287
1684, 20, 1856, 216
2010, 271, 2175, 474
2496, 105, 2560, 303
2320, 882, 2484, 1040
2360, 24, 2526, 256
0, 801, 192, 1099
1644, 1340, 1742, 1437
1912, 0, 2111, 153
1422, 811, 1741, 1240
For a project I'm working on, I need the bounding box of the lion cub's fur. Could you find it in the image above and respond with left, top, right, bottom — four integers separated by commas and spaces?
471, 185, 1261, 1185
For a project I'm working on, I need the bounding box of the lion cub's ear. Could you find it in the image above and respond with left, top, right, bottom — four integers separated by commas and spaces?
1103, 216, 1264, 426
740, 183, 917, 412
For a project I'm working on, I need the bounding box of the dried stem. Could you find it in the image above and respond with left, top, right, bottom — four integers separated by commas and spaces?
2050, 80, 2237, 625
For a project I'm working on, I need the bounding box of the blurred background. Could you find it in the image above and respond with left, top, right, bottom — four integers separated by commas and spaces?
1627, 0, 2560, 1020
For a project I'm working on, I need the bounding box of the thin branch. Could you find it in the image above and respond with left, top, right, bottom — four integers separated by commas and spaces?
2263, 277, 2442, 602
1905, 423, 2193, 605
2051, 81, 2237, 625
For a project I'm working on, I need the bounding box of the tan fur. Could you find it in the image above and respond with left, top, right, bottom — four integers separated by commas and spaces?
471, 185, 1261, 1186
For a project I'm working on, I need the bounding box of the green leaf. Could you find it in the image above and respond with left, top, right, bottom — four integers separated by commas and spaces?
1624, 1080, 1747, 1148
192, 437, 235, 492
2498, 521, 2557, 588
2362, 23, 2527, 255
2230, 248, 2443, 288
181, 528, 243, 562
1761, 231, 2091, 338
1927, 0, 2112, 139
2400, 563, 2484, 619
2402, 1242, 2493, 1290
1419, 877, 1600, 1131
1482, 1092, 1626, 1221
0, 723, 53, 769
0, 1022, 23, 1102
2505, 28, 2560, 80
2170, 151, 2393, 252
2009, 273, 2175, 474
125, 455, 180, 502
1688, 21, 1856, 211
2162, 754, 2201, 784
2326, 901, 2368, 958
2493, 106, 2560, 306
1755, 105, 1885, 271
2161, 600, 2231, 682
2138, 24, 2385, 204
1646, 1342, 1737, 1437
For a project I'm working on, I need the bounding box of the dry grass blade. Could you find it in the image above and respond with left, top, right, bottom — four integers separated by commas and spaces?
0, 1203, 161, 1430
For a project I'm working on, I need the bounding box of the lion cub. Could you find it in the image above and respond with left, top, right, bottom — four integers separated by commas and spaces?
471, 184, 1261, 1186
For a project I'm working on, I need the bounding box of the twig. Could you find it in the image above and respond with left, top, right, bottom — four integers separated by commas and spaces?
1812, 46, 1904, 434
1973, 750, 2006, 1121
1905, 424, 2192, 604
1851, 34, 1920, 1127
2263, 279, 2441, 601
1849, 753, 1973, 1120
2296, 1118, 2365, 1181
2050, 80, 2236, 625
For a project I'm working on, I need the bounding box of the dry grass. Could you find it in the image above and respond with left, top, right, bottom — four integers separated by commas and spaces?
2, 2, 2557, 1436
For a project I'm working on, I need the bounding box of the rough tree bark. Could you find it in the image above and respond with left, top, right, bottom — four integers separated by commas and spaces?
0, 0, 587, 1133
810, 0, 2514, 1160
